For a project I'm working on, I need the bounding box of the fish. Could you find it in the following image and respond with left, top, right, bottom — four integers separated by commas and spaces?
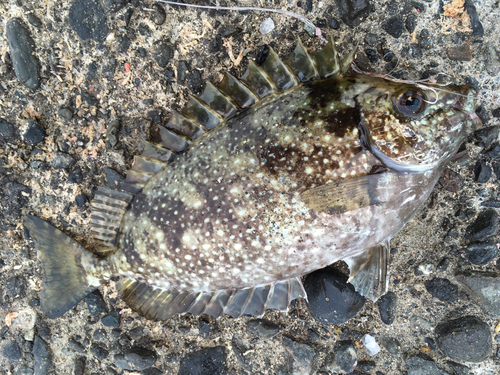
24, 36, 481, 320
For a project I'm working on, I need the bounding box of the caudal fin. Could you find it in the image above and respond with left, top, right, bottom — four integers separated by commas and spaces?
24, 215, 102, 318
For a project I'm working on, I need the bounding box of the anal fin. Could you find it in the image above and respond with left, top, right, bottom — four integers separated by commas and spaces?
344, 240, 390, 301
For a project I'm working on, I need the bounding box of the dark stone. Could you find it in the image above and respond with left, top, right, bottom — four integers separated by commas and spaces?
85, 290, 108, 315
75, 194, 88, 209
106, 120, 120, 148
5, 276, 27, 299
124, 8, 134, 27
68, 338, 86, 354
0, 119, 18, 141
465, 242, 498, 265
69, 0, 109, 41
484, 143, 500, 159
405, 14, 417, 33
81, 91, 99, 106
51, 152, 75, 169
329, 17, 340, 29
408, 43, 423, 58
68, 168, 83, 183
480, 199, 500, 208
456, 271, 500, 318
383, 49, 395, 62
357, 360, 376, 371
103, 0, 128, 12
103, 168, 125, 189
474, 126, 500, 150
446, 361, 472, 375
377, 291, 397, 325
154, 41, 174, 68
33, 335, 51, 375
187, 70, 203, 94
101, 311, 120, 327
27, 14, 43, 28
435, 316, 492, 362
6, 18, 40, 89
383, 16, 404, 38
177, 60, 189, 84
141, 369, 163, 375
364, 33, 378, 46
424, 278, 458, 302
436, 258, 450, 273
151, 4, 166, 25
492, 108, 500, 118
322, 341, 357, 373
464, 0, 484, 37
380, 336, 402, 356
465, 209, 498, 242
283, 337, 315, 374
22, 120, 45, 146
447, 45, 472, 61
178, 346, 227, 375
74, 357, 86, 375
3, 340, 22, 362
424, 337, 436, 351
114, 347, 158, 371
58, 107, 73, 120
406, 356, 448, 375
90, 343, 109, 360
247, 319, 281, 338
304, 0, 313, 13
365, 48, 378, 64
474, 160, 491, 183
438, 169, 463, 192
116, 34, 131, 54
14, 365, 34, 375
333, 0, 371, 28
304, 268, 365, 324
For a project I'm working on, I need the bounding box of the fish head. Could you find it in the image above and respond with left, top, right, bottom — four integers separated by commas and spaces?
350, 76, 481, 172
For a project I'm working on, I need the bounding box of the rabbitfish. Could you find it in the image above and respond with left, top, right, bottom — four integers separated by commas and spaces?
25, 37, 480, 320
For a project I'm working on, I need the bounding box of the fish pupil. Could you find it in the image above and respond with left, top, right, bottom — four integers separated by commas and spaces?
405, 97, 420, 111
396, 90, 426, 116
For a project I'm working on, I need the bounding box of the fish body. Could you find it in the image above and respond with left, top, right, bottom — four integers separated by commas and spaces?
24, 38, 480, 320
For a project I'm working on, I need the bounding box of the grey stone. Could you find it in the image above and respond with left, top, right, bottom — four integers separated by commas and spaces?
456, 271, 500, 318
322, 341, 357, 374
33, 335, 51, 375
283, 337, 315, 375
3, 340, 22, 362
178, 346, 227, 375
69, 0, 109, 41
247, 319, 281, 338
51, 152, 75, 169
114, 347, 157, 371
407, 356, 449, 375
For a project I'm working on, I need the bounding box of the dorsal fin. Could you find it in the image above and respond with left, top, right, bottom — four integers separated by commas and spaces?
116, 277, 306, 320
88, 35, 350, 257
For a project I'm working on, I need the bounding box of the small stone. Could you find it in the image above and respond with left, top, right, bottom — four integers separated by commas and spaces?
103, 0, 128, 12
447, 45, 472, 61
465, 209, 498, 242
68, 169, 83, 184
383, 16, 404, 38
438, 169, 463, 192
3, 340, 22, 362
51, 152, 75, 169
405, 14, 417, 33
456, 271, 500, 318
33, 335, 51, 375
5, 276, 27, 299
101, 311, 120, 327
14, 365, 34, 375
484, 45, 500, 76
474, 160, 491, 183
85, 290, 108, 315
154, 41, 174, 68
383, 49, 395, 62
436, 258, 450, 273
484, 143, 500, 159
69, 0, 109, 41
446, 361, 472, 375
357, 360, 376, 371
178, 346, 227, 375
365, 48, 378, 64
435, 316, 492, 362
475, 126, 500, 149
0, 118, 18, 140
81, 91, 99, 106
465, 242, 498, 265
6, 18, 40, 89
364, 33, 378, 46
329, 17, 340, 29
464, 0, 484, 37
408, 43, 423, 58
377, 291, 397, 325
58, 107, 74, 120
247, 319, 281, 338
418, 29, 432, 49
322, 341, 357, 373
283, 337, 315, 375
304, 268, 365, 324
333, 0, 371, 28
22, 120, 45, 146
90, 343, 109, 360
424, 278, 458, 302
362, 334, 381, 356
151, 4, 166, 25
114, 347, 157, 371
106, 120, 120, 148
407, 356, 448, 375
187, 70, 203, 94
73, 357, 86, 375
75, 194, 88, 209
260, 17, 275, 35
141, 369, 163, 375
68, 338, 85, 354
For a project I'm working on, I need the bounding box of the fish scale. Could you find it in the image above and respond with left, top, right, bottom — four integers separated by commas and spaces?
24, 36, 480, 320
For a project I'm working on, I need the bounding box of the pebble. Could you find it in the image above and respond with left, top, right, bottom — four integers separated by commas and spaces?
3, 340, 22, 362
365, 49, 378, 64
484, 44, 500, 76
474, 126, 500, 149
106, 120, 120, 148
246, 319, 281, 338
14, 365, 34, 375
6, 18, 40, 89
474, 160, 491, 183
304, 268, 365, 324
333, 0, 371, 27
438, 169, 463, 192
322, 341, 357, 373
68, 168, 83, 184
405, 14, 417, 33
409, 44, 423, 58
283, 337, 315, 375
73, 357, 85, 375
5, 276, 27, 300
178, 346, 227, 375
362, 334, 381, 356
446, 45, 472, 61
260, 17, 275, 35
329, 17, 340, 29
357, 360, 376, 371
22, 120, 45, 146
456, 271, 500, 318
380, 336, 401, 356
383, 16, 404, 38
465, 209, 499, 242
75, 194, 89, 209
51, 152, 75, 169
33, 335, 51, 375
69, 0, 109, 41
151, 3, 166, 25
464, 0, 484, 37
435, 316, 492, 362
85, 290, 108, 315
114, 347, 158, 371
58, 107, 74, 120
446, 361, 472, 375
90, 343, 109, 360
485, 143, 500, 160
0, 118, 18, 141
465, 242, 498, 265
406, 356, 448, 375
424, 278, 458, 302
187, 70, 203, 94
101, 311, 120, 327
364, 33, 378, 46
154, 41, 174, 68
377, 291, 397, 324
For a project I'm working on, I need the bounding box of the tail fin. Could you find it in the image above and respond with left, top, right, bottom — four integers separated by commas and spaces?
24, 215, 102, 318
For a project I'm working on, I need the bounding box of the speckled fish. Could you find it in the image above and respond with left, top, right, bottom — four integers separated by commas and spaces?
24, 37, 481, 320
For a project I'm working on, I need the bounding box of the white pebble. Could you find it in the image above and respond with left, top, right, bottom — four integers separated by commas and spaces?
260, 17, 275, 35
362, 334, 381, 356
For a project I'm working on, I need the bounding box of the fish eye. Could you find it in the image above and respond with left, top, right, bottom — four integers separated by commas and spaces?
395, 90, 427, 117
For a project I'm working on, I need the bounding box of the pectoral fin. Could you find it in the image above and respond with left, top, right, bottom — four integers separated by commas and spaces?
300, 172, 387, 215
344, 240, 390, 301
